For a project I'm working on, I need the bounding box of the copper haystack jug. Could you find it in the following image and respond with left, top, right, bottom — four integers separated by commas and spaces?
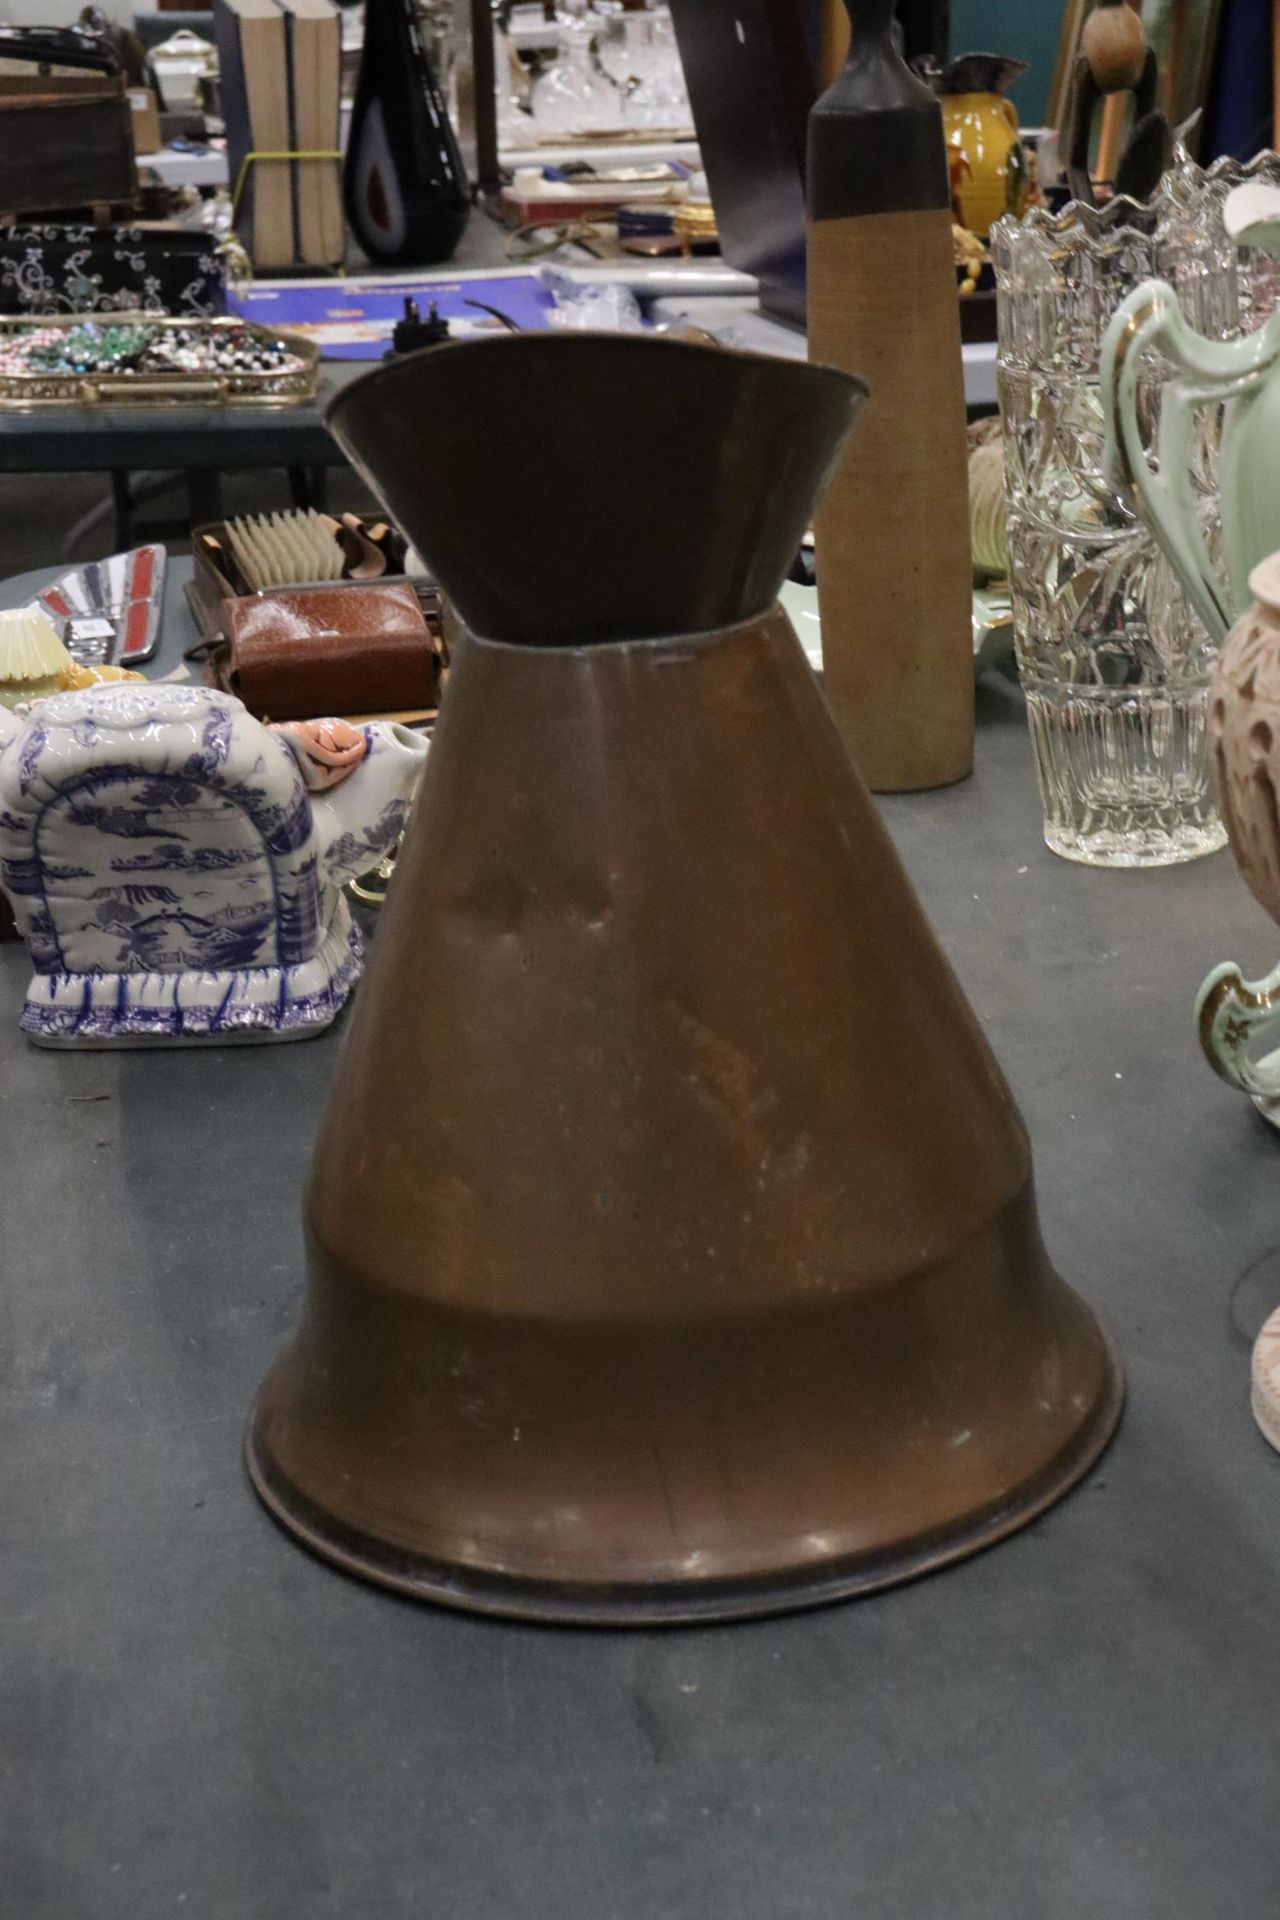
246, 334, 1123, 1623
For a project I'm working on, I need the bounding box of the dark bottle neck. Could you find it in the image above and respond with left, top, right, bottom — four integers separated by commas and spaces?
821, 0, 941, 120
808, 0, 949, 219
846, 0, 896, 39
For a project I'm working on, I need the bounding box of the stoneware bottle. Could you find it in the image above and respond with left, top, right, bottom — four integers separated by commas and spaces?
244, 333, 1120, 1626
808, 0, 974, 791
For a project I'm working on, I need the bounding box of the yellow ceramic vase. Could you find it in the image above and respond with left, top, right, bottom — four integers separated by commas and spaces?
938, 55, 1028, 239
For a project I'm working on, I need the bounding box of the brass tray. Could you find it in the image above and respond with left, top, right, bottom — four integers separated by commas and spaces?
0, 312, 319, 409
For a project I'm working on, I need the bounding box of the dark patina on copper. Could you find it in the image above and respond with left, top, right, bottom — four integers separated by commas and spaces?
246, 333, 1122, 1623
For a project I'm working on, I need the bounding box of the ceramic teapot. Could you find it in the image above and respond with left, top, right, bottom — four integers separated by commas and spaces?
0, 684, 426, 1046
1197, 551, 1280, 1115
1101, 276, 1280, 647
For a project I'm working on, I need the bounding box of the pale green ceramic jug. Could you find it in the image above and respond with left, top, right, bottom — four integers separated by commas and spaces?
1101, 278, 1280, 646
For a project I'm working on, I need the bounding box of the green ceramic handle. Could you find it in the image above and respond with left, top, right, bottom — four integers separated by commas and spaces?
1198, 959, 1280, 1099
1101, 279, 1277, 647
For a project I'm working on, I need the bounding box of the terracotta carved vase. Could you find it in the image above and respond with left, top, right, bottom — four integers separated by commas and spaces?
1199, 554, 1280, 1113
246, 334, 1122, 1624
1195, 550, 1280, 1448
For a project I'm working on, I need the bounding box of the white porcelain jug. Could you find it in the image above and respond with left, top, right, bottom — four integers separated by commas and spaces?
1102, 277, 1280, 646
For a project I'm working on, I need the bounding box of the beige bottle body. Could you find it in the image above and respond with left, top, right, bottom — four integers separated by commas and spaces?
808, 203, 974, 792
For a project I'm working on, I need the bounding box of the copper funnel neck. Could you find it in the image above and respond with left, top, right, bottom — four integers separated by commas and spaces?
325, 332, 866, 643
249, 338, 1122, 1623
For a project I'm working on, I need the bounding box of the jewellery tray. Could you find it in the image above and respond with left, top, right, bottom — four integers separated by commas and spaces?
0, 312, 318, 407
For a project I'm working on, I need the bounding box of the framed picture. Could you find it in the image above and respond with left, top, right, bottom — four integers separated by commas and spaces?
1048, 0, 1226, 155
1047, 0, 1091, 134
1142, 0, 1226, 135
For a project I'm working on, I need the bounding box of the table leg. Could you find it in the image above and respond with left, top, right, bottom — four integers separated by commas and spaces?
287, 465, 329, 511
110, 470, 134, 549
186, 469, 222, 529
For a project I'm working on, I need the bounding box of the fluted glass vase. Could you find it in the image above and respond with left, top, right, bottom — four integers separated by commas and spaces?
997, 151, 1280, 869
994, 191, 1227, 866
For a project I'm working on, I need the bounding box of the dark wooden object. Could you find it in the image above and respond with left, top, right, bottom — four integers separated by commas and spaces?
668, 0, 813, 324
470, 0, 499, 196
0, 73, 135, 219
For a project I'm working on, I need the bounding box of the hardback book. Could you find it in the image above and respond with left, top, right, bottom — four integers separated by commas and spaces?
277, 0, 343, 267
214, 0, 293, 269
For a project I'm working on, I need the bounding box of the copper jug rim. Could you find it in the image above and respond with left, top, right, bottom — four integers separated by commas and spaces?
325, 328, 870, 437
448, 604, 787, 655
324, 330, 869, 645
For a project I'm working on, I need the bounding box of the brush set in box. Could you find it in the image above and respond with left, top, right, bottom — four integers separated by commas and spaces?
224, 510, 348, 589
187, 507, 446, 724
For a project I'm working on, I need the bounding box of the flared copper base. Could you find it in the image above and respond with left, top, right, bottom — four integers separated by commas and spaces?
246, 1331, 1122, 1624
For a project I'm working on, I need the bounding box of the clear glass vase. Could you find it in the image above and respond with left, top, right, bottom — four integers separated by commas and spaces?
530, 6, 622, 139
990, 156, 1280, 867
622, 8, 691, 132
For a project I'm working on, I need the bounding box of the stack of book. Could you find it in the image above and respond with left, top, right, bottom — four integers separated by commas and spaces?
214, 0, 343, 271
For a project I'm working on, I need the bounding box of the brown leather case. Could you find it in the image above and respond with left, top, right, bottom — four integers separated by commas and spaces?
218, 583, 434, 720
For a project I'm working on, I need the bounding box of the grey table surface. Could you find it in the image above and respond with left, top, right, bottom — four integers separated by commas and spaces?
0, 364, 357, 475
4, 559, 1280, 1918
0, 227, 757, 479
